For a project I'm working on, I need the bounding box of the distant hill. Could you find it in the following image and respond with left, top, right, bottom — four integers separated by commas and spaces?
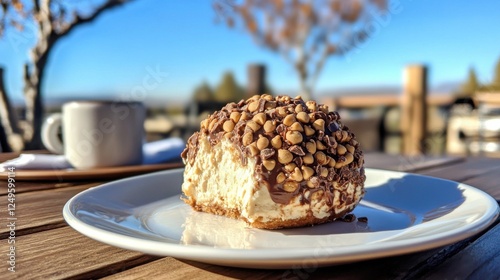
316, 85, 401, 97
10, 81, 461, 110
432, 81, 461, 94
42, 95, 187, 110
281, 82, 460, 98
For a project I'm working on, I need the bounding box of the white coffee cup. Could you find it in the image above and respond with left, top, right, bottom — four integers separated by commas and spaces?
41, 101, 146, 169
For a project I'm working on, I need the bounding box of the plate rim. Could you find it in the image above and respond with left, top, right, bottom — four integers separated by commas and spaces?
62, 168, 500, 268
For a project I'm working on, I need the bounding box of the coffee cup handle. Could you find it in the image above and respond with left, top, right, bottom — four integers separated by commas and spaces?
41, 113, 64, 154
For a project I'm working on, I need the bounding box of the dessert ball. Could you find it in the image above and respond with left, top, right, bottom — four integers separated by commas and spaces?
181, 95, 365, 229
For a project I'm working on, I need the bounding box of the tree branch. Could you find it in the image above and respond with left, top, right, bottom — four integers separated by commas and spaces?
279, 47, 293, 66
33, 0, 40, 12
0, 67, 23, 151
308, 45, 330, 92
58, 0, 133, 38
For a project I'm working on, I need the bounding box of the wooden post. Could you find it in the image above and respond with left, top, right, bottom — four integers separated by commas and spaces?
401, 65, 428, 156
247, 64, 266, 98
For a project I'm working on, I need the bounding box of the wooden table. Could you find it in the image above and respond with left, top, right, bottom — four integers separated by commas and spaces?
1, 152, 499, 279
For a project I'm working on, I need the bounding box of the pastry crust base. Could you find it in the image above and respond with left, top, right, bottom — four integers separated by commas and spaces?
183, 196, 356, 230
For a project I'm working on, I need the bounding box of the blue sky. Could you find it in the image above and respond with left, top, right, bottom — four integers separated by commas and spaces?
0, 0, 499, 105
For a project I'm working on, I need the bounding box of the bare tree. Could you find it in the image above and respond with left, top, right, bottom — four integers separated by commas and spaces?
214, 0, 387, 100
214, 71, 244, 102
492, 57, 500, 91
458, 67, 479, 97
0, 0, 134, 150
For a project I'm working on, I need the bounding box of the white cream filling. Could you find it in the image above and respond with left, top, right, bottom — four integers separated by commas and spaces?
182, 136, 362, 224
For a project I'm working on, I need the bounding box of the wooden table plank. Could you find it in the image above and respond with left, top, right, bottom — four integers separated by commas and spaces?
10, 226, 158, 280
0, 184, 99, 238
418, 157, 500, 183
460, 168, 500, 201
417, 157, 500, 201
419, 222, 500, 279
102, 252, 444, 280
363, 153, 464, 172
0, 180, 99, 195
102, 258, 280, 280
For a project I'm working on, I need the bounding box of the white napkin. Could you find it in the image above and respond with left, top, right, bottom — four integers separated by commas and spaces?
142, 137, 185, 164
0, 138, 185, 171
0, 154, 72, 171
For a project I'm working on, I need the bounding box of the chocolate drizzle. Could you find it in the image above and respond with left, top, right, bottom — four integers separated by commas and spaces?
180, 95, 366, 210
181, 132, 199, 166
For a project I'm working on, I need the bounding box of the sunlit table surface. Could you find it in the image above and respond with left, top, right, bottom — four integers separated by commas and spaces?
0, 151, 499, 279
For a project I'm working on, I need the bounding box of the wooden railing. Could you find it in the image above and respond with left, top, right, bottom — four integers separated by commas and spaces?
320, 66, 455, 156
322, 93, 453, 109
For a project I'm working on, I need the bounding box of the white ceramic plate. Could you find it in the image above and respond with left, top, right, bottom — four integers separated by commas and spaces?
63, 168, 499, 269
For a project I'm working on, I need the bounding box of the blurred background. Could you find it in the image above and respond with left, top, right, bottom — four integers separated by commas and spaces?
1, 0, 499, 157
